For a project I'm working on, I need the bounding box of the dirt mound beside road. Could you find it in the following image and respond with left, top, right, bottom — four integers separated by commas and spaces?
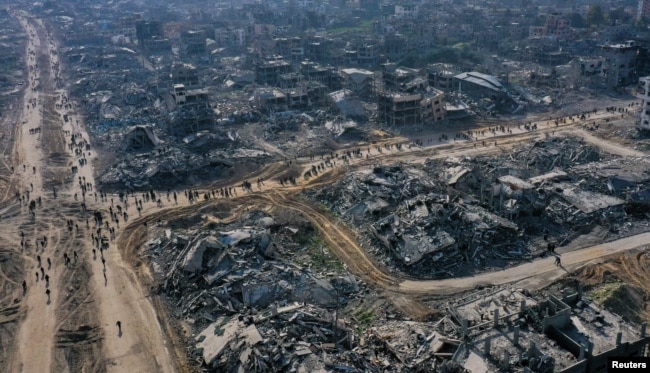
571, 250, 650, 323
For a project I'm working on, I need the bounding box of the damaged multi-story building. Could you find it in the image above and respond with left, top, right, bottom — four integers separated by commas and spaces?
601, 41, 639, 88
377, 88, 446, 127
255, 56, 292, 85
444, 287, 650, 373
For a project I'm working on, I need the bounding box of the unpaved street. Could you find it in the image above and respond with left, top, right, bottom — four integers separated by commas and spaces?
2, 11, 179, 373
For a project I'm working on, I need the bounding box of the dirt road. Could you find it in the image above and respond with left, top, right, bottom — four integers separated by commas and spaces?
2, 11, 180, 373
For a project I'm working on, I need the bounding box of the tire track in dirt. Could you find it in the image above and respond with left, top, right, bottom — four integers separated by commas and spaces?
8, 13, 105, 373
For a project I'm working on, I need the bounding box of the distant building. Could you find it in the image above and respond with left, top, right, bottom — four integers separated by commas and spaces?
428, 64, 461, 90
382, 64, 420, 92
255, 56, 292, 85
394, 4, 419, 19
254, 88, 287, 113
135, 20, 164, 44
341, 68, 375, 97
637, 76, 650, 131
171, 63, 200, 89
601, 41, 639, 88
529, 13, 572, 41
180, 30, 207, 56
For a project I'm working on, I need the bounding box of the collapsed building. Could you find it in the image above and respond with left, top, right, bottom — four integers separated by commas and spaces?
144, 207, 650, 372
308, 137, 650, 277
144, 209, 370, 372
440, 286, 650, 373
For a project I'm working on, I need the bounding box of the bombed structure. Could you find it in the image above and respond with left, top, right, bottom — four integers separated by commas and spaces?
309, 137, 650, 277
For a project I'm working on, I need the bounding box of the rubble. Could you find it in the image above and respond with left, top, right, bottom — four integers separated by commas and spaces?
308, 137, 650, 277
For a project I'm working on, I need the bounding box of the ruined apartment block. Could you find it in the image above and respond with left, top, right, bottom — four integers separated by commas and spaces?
255, 56, 292, 86
601, 41, 639, 88
448, 287, 650, 373
378, 89, 446, 127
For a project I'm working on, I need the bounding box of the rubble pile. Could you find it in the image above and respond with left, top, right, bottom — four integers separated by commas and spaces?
308, 137, 650, 278
142, 209, 379, 371
0, 12, 26, 105
141, 207, 483, 372
98, 130, 271, 190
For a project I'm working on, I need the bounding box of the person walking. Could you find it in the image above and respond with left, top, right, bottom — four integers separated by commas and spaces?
116, 320, 122, 334
554, 256, 561, 266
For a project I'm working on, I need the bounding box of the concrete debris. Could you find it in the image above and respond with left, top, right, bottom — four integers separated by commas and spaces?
308, 137, 650, 276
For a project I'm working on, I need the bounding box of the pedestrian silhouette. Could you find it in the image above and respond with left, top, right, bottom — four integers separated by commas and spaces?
116, 321, 122, 337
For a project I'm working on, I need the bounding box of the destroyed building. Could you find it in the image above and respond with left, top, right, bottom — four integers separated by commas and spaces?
441, 286, 650, 373
601, 41, 639, 88
377, 88, 446, 126
180, 30, 207, 57
143, 209, 370, 372
171, 62, 200, 89
428, 63, 461, 91
308, 137, 650, 277
254, 87, 287, 113
255, 57, 292, 85
340, 68, 375, 98
135, 20, 164, 45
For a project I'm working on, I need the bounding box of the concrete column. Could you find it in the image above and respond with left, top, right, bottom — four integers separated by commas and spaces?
462, 318, 468, 338
578, 283, 584, 299
484, 337, 491, 356
616, 331, 623, 346
503, 350, 510, 369
513, 326, 520, 346
587, 341, 593, 356
642, 322, 647, 337
528, 340, 536, 359
578, 343, 585, 360
494, 309, 499, 329
520, 300, 526, 314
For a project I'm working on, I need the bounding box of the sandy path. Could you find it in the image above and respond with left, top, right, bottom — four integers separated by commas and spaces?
7, 11, 178, 373
10, 14, 58, 373
399, 233, 650, 294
